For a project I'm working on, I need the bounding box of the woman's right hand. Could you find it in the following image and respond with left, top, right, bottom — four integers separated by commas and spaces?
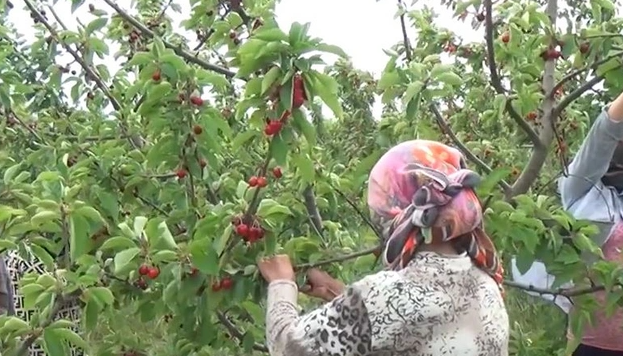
299, 268, 345, 302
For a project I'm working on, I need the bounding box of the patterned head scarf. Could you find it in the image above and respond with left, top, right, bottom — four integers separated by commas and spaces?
367, 140, 503, 288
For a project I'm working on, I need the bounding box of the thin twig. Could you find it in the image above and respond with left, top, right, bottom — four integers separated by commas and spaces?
332, 187, 383, 240
430, 102, 512, 193
302, 185, 325, 239
294, 246, 381, 269
216, 311, 268, 352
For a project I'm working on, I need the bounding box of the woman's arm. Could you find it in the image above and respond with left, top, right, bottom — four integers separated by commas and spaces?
265, 280, 373, 356
559, 93, 623, 208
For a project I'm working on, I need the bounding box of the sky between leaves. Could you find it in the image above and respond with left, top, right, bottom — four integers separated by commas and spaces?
6, 0, 483, 118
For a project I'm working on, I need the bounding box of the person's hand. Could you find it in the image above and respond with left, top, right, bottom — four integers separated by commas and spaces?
257, 254, 295, 283
299, 268, 345, 302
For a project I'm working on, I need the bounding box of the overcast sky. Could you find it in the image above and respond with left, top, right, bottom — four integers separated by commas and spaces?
7, 0, 480, 116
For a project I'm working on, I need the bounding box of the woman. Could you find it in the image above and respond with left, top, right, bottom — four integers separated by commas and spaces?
6, 249, 83, 355
556, 92, 623, 355
258, 140, 509, 356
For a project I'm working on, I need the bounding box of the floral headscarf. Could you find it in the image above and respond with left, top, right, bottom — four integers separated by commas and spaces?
367, 140, 503, 288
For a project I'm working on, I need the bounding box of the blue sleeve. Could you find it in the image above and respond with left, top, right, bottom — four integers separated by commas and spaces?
559, 110, 623, 209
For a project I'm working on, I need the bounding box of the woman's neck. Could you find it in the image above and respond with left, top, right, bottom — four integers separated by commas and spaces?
418, 243, 459, 255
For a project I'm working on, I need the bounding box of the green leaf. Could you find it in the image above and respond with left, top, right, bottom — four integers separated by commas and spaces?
291, 110, 316, 147
309, 72, 343, 119
253, 28, 289, 42
83, 299, 99, 331
4, 163, 21, 184
189, 240, 220, 276
88, 286, 115, 306
69, 213, 90, 262
31, 211, 60, 227
75, 206, 105, 223
113, 247, 141, 274
85, 18, 108, 35
196, 69, 230, 89
436, 72, 463, 86
294, 153, 315, 183
52, 327, 88, 350
261, 66, 282, 95
314, 43, 349, 58
257, 199, 293, 218
43, 328, 69, 356
128, 52, 155, 67
71, 0, 85, 13
30, 244, 55, 270
145, 219, 178, 251
288, 22, 310, 46
402, 81, 425, 106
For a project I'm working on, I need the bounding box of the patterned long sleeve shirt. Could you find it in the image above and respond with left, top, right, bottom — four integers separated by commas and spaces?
265, 252, 509, 356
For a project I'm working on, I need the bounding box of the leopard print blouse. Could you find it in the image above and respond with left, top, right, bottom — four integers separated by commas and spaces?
266, 252, 509, 356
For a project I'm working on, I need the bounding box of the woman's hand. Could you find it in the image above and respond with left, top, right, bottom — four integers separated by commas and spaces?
257, 254, 295, 283
300, 268, 345, 302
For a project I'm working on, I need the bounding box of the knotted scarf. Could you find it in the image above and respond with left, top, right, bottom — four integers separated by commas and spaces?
367, 140, 503, 289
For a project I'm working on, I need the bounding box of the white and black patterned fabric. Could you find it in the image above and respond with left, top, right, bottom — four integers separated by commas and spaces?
7, 250, 83, 356
266, 252, 510, 356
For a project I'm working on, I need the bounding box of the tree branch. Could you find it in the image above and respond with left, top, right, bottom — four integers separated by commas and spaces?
332, 186, 383, 240
15, 293, 72, 356
552, 76, 604, 118
216, 311, 268, 352
302, 185, 324, 238
507, 0, 558, 197
483, 0, 541, 146
429, 102, 512, 194
294, 246, 381, 270
23, 0, 140, 150
102, 0, 237, 78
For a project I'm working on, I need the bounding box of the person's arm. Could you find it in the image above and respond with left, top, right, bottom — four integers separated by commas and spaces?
559, 93, 623, 208
265, 280, 373, 356
0, 256, 12, 315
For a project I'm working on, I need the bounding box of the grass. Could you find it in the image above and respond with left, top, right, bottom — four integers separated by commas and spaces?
506, 288, 568, 356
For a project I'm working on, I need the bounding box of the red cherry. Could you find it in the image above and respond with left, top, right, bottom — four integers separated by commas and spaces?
264, 120, 282, 136
193, 125, 203, 135
176, 169, 187, 179
526, 112, 537, 121
152, 70, 161, 81
235, 223, 249, 237
147, 267, 160, 279
138, 264, 150, 276
136, 279, 148, 290
220, 277, 233, 290
249, 226, 264, 241
190, 96, 203, 106
256, 176, 267, 188
229, 31, 237, 39
272, 167, 282, 178
248, 176, 258, 187
199, 158, 207, 168
579, 42, 590, 54
501, 32, 510, 43
189, 267, 199, 276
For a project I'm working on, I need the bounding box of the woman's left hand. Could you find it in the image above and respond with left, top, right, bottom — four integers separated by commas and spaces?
257, 254, 295, 283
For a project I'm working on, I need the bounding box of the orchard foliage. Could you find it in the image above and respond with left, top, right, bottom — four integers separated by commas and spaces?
0, 0, 622, 355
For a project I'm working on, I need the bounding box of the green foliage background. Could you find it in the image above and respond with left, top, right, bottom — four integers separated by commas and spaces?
1, 0, 623, 355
